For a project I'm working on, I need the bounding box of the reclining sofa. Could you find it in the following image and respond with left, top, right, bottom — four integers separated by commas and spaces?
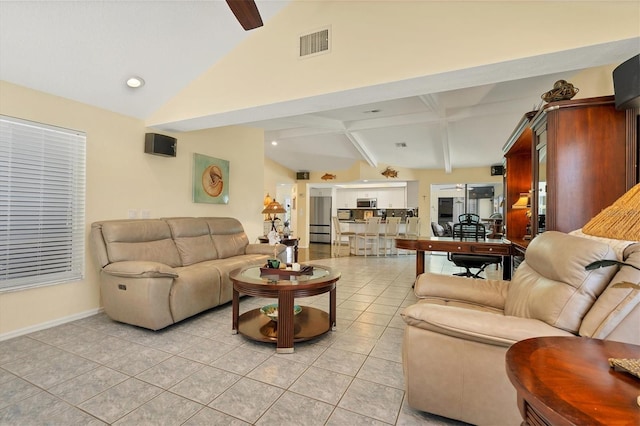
401, 231, 640, 425
90, 217, 285, 330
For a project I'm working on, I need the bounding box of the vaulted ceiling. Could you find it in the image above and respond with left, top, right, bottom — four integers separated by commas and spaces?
1, 1, 637, 176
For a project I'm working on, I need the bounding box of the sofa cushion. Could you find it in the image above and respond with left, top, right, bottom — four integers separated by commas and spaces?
171, 263, 222, 322
204, 217, 250, 259
401, 303, 572, 347
165, 218, 218, 266
504, 231, 618, 333
103, 261, 178, 278
101, 220, 182, 267
580, 243, 640, 339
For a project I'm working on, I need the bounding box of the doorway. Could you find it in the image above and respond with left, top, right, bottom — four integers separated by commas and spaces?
431, 183, 503, 233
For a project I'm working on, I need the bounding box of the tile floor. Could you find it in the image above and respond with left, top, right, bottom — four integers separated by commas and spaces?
0, 247, 490, 425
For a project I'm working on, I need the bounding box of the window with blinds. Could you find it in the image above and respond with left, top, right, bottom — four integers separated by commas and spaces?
0, 116, 86, 291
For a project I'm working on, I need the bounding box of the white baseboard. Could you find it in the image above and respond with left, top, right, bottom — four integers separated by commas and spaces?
0, 307, 104, 342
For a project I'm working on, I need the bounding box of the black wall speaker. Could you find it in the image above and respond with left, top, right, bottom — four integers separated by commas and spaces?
613, 54, 640, 110
490, 165, 504, 176
296, 171, 310, 180
145, 133, 177, 157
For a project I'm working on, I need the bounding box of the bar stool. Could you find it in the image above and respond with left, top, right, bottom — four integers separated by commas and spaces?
332, 216, 355, 257
355, 217, 381, 257
400, 217, 420, 255
379, 217, 402, 256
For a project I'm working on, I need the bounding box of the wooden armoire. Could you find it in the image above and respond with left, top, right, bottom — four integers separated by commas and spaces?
504, 95, 638, 246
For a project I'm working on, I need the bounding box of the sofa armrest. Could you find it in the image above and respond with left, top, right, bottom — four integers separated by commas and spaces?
102, 261, 178, 278
245, 243, 286, 256
414, 273, 510, 311
401, 303, 573, 347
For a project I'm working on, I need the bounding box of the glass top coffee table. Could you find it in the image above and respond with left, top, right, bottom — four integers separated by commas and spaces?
230, 264, 341, 353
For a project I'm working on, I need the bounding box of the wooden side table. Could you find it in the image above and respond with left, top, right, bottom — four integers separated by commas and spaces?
506, 336, 640, 426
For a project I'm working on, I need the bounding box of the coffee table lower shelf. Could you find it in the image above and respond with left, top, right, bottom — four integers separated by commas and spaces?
237, 306, 330, 344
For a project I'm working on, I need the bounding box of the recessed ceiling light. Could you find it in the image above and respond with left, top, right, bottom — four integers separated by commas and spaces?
126, 76, 145, 88
271, 141, 278, 146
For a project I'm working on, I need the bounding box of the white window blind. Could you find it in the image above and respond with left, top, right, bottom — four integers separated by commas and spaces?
0, 115, 86, 291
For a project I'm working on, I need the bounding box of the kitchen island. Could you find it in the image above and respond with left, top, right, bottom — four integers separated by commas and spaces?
337, 219, 409, 255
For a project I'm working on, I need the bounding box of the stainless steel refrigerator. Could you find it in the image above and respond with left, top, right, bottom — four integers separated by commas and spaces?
309, 196, 332, 243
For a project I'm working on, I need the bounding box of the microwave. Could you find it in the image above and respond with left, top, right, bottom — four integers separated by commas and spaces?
357, 198, 377, 208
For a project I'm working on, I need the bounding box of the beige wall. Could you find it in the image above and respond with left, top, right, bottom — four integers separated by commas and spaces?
0, 81, 266, 337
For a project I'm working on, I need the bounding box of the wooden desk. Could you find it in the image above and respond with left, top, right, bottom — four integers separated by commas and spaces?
506, 336, 640, 426
395, 236, 514, 280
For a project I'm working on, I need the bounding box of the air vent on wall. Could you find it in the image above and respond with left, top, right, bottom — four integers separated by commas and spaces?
299, 28, 330, 57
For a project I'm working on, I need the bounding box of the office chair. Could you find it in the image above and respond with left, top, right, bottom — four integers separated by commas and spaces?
448, 214, 501, 278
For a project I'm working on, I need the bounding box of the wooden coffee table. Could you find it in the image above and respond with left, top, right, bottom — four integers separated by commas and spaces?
230, 264, 340, 353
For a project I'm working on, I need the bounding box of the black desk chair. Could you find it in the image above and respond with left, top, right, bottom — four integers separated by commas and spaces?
448, 215, 501, 278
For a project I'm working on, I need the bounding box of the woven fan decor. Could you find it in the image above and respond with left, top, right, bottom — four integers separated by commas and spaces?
582, 183, 640, 241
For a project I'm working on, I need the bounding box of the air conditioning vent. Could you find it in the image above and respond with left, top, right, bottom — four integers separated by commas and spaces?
299, 28, 330, 57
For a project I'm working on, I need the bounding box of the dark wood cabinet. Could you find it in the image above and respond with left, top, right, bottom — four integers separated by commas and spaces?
530, 96, 638, 234
502, 111, 536, 245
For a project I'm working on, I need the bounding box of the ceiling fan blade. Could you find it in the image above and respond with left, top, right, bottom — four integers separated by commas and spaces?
226, 0, 263, 31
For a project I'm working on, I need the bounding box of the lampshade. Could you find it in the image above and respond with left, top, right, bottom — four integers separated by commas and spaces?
262, 200, 286, 214
582, 182, 640, 240
512, 193, 530, 209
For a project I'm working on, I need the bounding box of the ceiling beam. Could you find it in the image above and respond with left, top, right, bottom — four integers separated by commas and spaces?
345, 111, 443, 132
441, 122, 452, 174
276, 113, 346, 130
421, 94, 453, 173
266, 126, 340, 140
344, 131, 377, 167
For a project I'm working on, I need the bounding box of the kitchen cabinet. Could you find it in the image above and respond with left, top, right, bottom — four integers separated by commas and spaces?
336, 189, 357, 208
529, 96, 638, 234
336, 187, 409, 208
309, 188, 333, 197
377, 187, 406, 208
357, 190, 378, 200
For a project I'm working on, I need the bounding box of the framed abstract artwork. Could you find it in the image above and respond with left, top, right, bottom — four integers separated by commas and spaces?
193, 153, 229, 204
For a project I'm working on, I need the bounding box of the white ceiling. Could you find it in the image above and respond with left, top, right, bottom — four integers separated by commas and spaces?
1, 1, 637, 177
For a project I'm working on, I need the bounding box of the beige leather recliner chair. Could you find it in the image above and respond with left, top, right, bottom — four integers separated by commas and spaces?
401, 231, 640, 425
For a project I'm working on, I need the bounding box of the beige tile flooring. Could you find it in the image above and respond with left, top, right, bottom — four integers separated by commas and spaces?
0, 244, 496, 425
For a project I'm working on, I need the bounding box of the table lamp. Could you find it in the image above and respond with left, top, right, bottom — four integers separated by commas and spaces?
512, 192, 532, 240
263, 193, 273, 220
262, 200, 286, 232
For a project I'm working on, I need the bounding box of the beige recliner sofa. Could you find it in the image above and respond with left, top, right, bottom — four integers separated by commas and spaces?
90, 217, 285, 330
401, 231, 640, 425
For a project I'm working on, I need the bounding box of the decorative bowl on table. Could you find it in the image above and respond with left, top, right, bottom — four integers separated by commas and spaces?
260, 303, 302, 321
